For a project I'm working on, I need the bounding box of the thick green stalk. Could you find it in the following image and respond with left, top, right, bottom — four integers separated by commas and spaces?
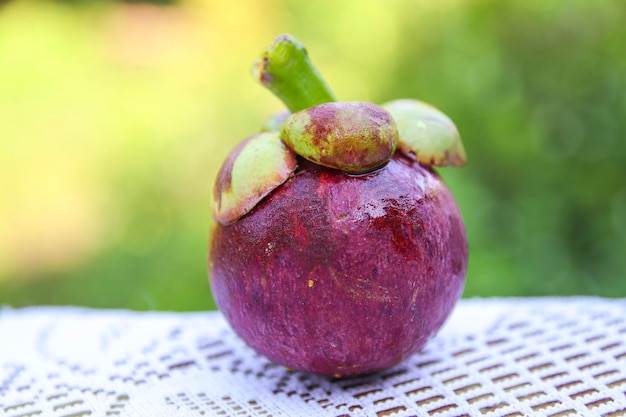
252, 34, 337, 113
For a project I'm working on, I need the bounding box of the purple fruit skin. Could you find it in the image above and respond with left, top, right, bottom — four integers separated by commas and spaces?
209, 152, 468, 377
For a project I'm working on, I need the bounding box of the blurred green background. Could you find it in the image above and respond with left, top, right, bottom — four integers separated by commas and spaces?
1, 0, 625, 311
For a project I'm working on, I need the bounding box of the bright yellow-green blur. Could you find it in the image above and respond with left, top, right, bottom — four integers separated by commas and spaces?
1, 0, 625, 310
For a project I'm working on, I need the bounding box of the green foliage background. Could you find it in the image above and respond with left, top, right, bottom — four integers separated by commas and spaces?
1, 0, 625, 311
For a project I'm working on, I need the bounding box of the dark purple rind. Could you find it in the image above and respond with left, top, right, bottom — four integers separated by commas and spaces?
209, 153, 468, 377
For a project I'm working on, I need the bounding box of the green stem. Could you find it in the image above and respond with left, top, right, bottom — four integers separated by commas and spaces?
252, 34, 337, 113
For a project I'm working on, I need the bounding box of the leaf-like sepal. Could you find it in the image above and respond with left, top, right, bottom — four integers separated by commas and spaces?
382, 99, 466, 167
213, 132, 297, 224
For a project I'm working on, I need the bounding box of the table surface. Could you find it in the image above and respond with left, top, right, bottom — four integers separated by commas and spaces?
1, 297, 626, 417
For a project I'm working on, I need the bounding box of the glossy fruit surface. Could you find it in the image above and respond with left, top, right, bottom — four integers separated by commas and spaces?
209, 153, 467, 377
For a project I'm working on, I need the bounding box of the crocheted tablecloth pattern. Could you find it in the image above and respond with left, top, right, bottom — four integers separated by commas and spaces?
1, 297, 626, 416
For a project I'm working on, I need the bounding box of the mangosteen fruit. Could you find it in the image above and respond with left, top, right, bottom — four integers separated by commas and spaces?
209, 34, 468, 378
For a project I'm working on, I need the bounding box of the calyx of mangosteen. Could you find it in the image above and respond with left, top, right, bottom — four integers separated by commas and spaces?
281, 101, 398, 174
212, 132, 297, 225
212, 34, 467, 225
382, 99, 466, 167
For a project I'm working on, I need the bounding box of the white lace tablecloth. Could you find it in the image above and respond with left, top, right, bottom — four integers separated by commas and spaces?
2, 297, 626, 417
